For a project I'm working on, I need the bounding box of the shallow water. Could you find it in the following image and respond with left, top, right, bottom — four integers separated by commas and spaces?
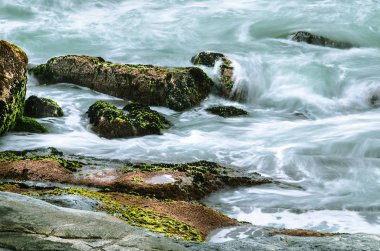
2, 0, 380, 240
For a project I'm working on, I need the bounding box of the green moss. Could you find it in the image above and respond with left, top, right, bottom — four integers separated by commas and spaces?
122, 161, 221, 185
12, 116, 48, 133
31, 188, 202, 241
0, 151, 83, 171
31, 64, 48, 76
132, 177, 144, 183
206, 106, 248, 118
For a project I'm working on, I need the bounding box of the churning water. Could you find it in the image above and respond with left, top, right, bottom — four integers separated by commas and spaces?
2, 0, 380, 240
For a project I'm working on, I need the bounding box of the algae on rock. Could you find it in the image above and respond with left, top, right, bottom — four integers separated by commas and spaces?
88, 100, 170, 138
31, 55, 213, 111
191, 51, 235, 99
24, 95, 64, 118
0, 40, 28, 136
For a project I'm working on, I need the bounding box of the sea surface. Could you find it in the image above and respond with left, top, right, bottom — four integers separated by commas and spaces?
1, 0, 380, 241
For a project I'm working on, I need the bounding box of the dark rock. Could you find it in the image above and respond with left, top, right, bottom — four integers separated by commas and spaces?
31, 55, 213, 111
0, 40, 28, 136
12, 116, 48, 133
87, 101, 170, 138
191, 51, 235, 99
206, 106, 248, 118
290, 31, 353, 49
24, 95, 64, 118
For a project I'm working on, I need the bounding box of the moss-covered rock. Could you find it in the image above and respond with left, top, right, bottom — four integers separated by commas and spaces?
87, 101, 170, 138
290, 31, 353, 49
24, 95, 64, 118
12, 116, 48, 133
206, 106, 248, 118
0, 40, 28, 136
31, 55, 213, 111
191, 51, 235, 99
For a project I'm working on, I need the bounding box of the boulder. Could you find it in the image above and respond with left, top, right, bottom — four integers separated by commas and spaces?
87, 101, 170, 138
24, 95, 64, 118
206, 106, 248, 118
191, 51, 234, 99
290, 31, 353, 49
0, 40, 28, 136
12, 116, 48, 133
31, 55, 213, 111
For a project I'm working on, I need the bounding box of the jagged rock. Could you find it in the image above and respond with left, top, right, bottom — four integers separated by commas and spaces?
31, 55, 213, 111
0, 40, 28, 136
12, 116, 48, 133
206, 106, 248, 118
24, 95, 64, 118
191, 51, 235, 99
87, 101, 170, 138
290, 31, 353, 49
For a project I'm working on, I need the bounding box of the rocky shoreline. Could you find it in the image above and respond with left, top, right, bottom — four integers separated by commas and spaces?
1, 36, 379, 250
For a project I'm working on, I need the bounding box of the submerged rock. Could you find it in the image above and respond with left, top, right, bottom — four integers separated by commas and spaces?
0, 40, 28, 136
290, 31, 353, 49
31, 55, 213, 111
87, 101, 170, 138
206, 106, 248, 118
191, 51, 235, 99
24, 95, 64, 118
12, 116, 48, 133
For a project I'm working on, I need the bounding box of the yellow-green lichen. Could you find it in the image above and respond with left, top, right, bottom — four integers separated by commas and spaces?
30, 188, 203, 241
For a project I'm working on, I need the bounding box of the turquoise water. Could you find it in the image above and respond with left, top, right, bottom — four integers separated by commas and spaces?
2, 0, 380, 239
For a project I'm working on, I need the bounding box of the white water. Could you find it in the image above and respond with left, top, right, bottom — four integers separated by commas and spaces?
2, 0, 380, 239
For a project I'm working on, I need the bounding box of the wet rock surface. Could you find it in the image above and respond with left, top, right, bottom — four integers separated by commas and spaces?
206, 106, 248, 118
31, 55, 213, 111
0, 191, 187, 251
12, 116, 48, 133
0, 40, 28, 136
87, 101, 171, 138
191, 51, 235, 99
290, 31, 353, 49
24, 95, 64, 118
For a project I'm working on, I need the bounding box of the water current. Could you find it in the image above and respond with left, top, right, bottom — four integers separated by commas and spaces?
1, 0, 380, 241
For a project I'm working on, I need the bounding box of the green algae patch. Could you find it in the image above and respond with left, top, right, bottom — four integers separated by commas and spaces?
30, 187, 203, 242
88, 100, 170, 139
24, 95, 64, 118
206, 106, 248, 118
0, 40, 28, 136
12, 117, 48, 133
0, 151, 83, 171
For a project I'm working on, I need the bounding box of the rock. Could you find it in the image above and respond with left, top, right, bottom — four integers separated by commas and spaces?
206, 106, 248, 118
290, 31, 353, 49
12, 116, 48, 133
0, 191, 187, 251
24, 95, 64, 118
87, 101, 170, 138
31, 55, 213, 111
0, 40, 28, 136
191, 51, 235, 99
185, 225, 380, 251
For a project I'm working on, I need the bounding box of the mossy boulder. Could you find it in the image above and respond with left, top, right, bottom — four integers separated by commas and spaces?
191, 51, 235, 99
206, 106, 248, 118
24, 95, 64, 118
87, 101, 170, 138
290, 31, 353, 49
12, 117, 48, 133
31, 55, 213, 111
0, 40, 28, 136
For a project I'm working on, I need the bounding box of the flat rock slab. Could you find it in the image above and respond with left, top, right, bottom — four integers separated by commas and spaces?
0, 191, 187, 251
